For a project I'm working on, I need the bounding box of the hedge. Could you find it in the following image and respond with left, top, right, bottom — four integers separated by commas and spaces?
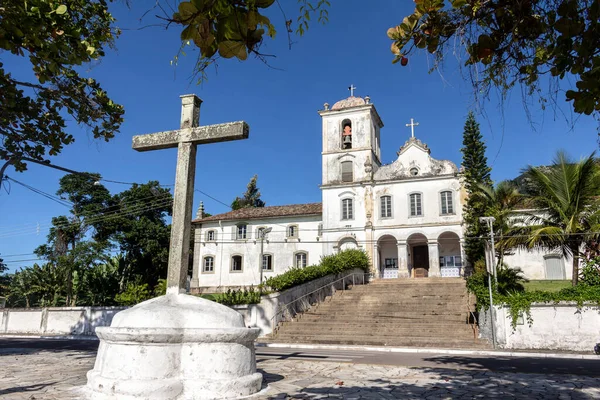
265, 249, 370, 292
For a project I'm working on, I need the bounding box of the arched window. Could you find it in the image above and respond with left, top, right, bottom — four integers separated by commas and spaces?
440, 191, 454, 215
409, 193, 422, 216
341, 161, 353, 182
294, 252, 308, 268
231, 255, 243, 272
202, 256, 215, 273
380, 195, 392, 218
341, 119, 352, 149
206, 230, 216, 241
341, 198, 354, 220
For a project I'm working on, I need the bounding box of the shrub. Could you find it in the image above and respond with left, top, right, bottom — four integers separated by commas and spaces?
115, 283, 151, 306
265, 249, 369, 292
580, 257, 600, 287
213, 287, 262, 306
496, 265, 528, 295
154, 279, 167, 296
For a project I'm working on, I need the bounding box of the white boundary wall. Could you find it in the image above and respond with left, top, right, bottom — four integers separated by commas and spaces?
0, 306, 127, 336
479, 303, 600, 352
0, 269, 367, 338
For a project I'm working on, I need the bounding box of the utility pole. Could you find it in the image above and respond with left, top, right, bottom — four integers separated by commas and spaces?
259, 227, 272, 289
480, 216, 497, 349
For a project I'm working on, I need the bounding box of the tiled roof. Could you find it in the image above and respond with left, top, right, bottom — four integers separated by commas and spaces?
193, 203, 322, 223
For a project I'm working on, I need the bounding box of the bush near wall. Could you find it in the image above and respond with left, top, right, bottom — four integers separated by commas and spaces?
265, 249, 370, 292
467, 263, 600, 328
195, 249, 370, 306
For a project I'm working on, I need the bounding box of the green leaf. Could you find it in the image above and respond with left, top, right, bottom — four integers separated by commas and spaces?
178, 2, 198, 21
452, 0, 467, 7
218, 40, 247, 60
55, 5, 68, 15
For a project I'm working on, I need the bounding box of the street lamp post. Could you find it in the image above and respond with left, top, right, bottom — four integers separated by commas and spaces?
480, 216, 498, 283
480, 216, 497, 349
259, 227, 272, 288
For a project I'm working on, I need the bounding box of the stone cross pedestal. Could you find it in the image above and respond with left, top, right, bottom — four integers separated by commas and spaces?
86, 96, 261, 400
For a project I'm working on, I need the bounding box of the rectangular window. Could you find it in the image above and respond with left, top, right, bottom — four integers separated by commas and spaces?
287, 225, 298, 238
440, 191, 454, 215
341, 161, 353, 182
380, 196, 392, 218
317, 223, 323, 237
342, 199, 353, 220
410, 193, 422, 216
262, 254, 273, 271
295, 252, 307, 268
207, 230, 215, 241
384, 258, 397, 268
236, 224, 247, 240
231, 255, 243, 272
203, 256, 214, 273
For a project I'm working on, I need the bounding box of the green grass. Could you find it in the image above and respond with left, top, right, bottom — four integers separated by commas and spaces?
523, 280, 572, 293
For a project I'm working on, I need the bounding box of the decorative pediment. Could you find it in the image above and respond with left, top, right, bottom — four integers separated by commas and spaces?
374, 138, 458, 181
397, 137, 430, 156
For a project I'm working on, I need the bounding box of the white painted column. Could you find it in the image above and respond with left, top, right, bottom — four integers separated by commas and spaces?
459, 239, 467, 277
428, 240, 441, 277
373, 244, 380, 279
397, 241, 409, 278
190, 229, 201, 290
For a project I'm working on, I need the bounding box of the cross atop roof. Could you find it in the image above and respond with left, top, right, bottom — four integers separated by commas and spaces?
348, 84, 357, 97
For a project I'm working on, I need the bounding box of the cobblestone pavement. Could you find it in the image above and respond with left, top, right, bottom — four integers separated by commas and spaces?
1, 348, 599, 399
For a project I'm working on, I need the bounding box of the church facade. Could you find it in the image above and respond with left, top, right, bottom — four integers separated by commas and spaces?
190, 95, 572, 292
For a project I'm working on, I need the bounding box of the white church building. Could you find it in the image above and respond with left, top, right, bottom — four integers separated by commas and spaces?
190, 95, 572, 292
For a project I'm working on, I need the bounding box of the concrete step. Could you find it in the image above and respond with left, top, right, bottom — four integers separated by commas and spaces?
280, 320, 475, 329
275, 326, 476, 338
263, 335, 489, 349
297, 314, 469, 323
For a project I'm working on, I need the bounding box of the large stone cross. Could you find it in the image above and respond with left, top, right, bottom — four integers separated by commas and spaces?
132, 95, 249, 294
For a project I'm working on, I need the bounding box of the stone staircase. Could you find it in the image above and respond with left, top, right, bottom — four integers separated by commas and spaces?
265, 278, 490, 349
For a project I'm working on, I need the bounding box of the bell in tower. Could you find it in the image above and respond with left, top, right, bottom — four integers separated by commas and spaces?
342, 120, 352, 150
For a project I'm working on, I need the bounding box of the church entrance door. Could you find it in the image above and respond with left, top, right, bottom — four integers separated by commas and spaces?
412, 245, 429, 278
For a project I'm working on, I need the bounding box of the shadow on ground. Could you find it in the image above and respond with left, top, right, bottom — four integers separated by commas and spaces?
422, 355, 600, 377
262, 367, 600, 399
0, 338, 99, 356
0, 382, 57, 397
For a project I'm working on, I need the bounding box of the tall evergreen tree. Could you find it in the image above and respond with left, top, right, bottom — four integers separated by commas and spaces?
231, 175, 266, 210
460, 112, 492, 269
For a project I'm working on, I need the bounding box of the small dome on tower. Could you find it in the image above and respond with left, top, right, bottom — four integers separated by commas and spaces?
331, 96, 367, 110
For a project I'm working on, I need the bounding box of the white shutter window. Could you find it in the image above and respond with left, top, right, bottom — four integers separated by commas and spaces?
440, 191, 453, 215
342, 199, 353, 220
410, 193, 422, 216
381, 195, 392, 218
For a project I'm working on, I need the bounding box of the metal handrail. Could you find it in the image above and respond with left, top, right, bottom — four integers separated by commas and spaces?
467, 291, 479, 340
268, 271, 370, 333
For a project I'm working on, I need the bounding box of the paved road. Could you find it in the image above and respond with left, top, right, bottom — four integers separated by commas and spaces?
2, 337, 599, 377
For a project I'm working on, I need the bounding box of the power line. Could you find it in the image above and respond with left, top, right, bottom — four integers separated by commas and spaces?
0, 253, 36, 258
7, 177, 73, 208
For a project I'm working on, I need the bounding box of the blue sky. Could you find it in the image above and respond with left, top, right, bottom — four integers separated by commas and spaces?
1, 1, 597, 271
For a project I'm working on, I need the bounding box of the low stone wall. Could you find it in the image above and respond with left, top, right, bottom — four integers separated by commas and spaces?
0, 306, 127, 336
479, 303, 600, 352
233, 268, 368, 336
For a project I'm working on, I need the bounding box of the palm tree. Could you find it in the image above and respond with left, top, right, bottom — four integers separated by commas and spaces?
508, 151, 600, 286
475, 180, 523, 269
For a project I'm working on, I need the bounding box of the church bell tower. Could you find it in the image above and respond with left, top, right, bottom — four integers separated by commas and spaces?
318, 89, 384, 187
